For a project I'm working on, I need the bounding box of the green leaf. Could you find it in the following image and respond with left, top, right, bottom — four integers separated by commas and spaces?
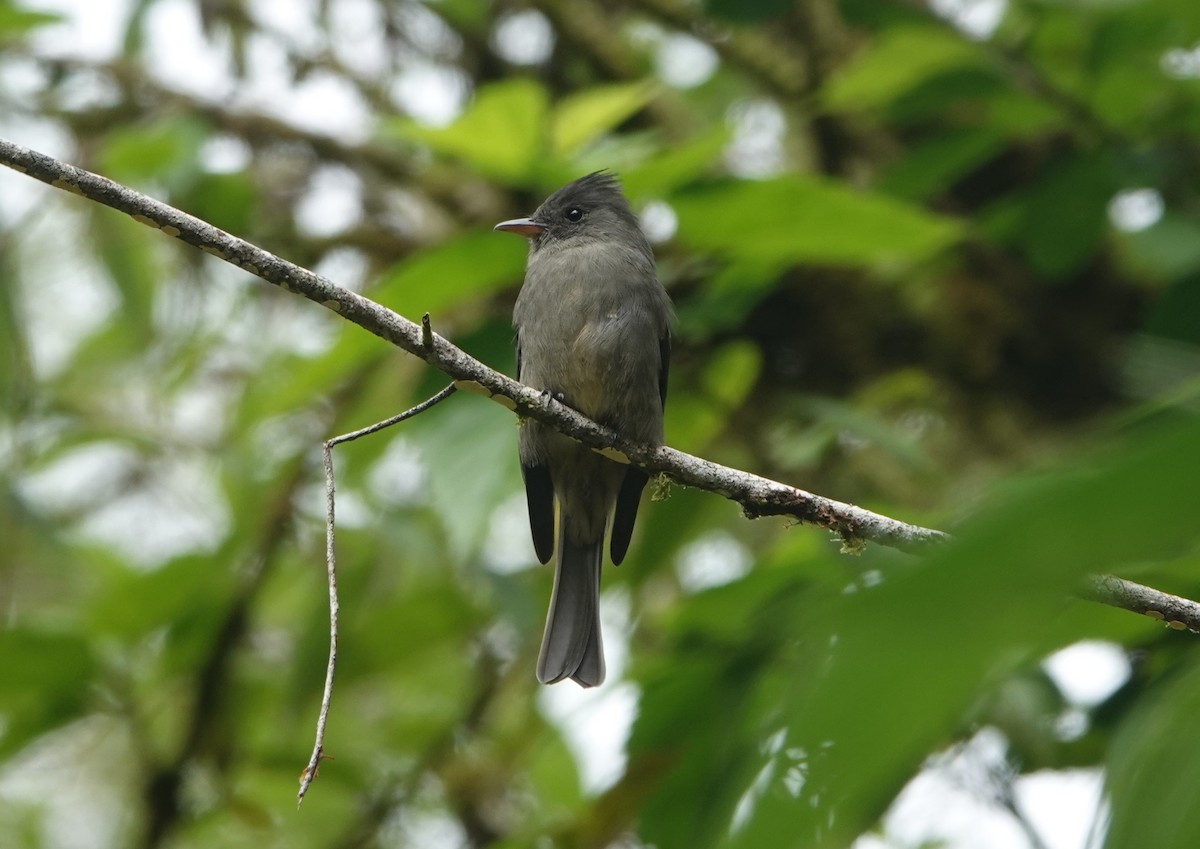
87, 207, 163, 338
85, 554, 228, 650
525, 723, 585, 811
788, 394, 931, 471
663, 394, 728, 450
412, 398, 521, 562
98, 116, 209, 189
0, 240, 30, 409
676, 259, 785, 342
551, 81, 658, 156
981, 89, 1065, 136
0, 630, 97, 755
373, 229, 527, 317
880, 128, 1007, 200
632, 567, 808, 849
731, 417, 1200, 847
0, 4, 61, 34
701, 341, 762, 411
1014, 152, 1117, 279
622, 128, 729, 199
185, 170, 259, 237
1105, 657, 1200, 849
399, 79, 549, 182
1119, 214, 1200, 283
1144, 274, 1200, 345
824, 26, 987, 111
673, 177, 961, 267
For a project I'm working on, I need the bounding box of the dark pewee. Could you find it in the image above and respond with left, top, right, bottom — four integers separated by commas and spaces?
494, 172, 672, 687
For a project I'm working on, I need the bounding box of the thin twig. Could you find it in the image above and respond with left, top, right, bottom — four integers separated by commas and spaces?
329, 382, 458, 449
297, 383, 458, 807
297, 442, 340, 808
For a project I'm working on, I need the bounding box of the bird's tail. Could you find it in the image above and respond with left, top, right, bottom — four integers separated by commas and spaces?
537, 535, 605, 687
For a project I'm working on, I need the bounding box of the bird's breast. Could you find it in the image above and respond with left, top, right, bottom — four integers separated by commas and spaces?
514, 241, 664, 428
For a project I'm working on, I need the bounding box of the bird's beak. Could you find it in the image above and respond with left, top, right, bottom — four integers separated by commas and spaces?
494, 217, 545, 238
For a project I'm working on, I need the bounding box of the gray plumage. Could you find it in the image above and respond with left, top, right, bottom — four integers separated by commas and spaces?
495, 172, 672, 687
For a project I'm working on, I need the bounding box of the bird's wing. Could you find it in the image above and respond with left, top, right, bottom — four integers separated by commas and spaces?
516, 327, 556, 564
522, 462, 556, 564
610, 328, 669, 565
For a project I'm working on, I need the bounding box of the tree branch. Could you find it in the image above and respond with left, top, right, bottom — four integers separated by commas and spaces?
2, 137, 1196, 632
297, 383, 459, 807
0, 136, 943, 551
1083, 575, 1200, 634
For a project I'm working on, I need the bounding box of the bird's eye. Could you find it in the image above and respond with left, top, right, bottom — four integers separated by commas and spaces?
565, 207, 584, 222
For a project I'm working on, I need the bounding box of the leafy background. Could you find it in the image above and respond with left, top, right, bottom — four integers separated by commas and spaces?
1, 0, 1200, 847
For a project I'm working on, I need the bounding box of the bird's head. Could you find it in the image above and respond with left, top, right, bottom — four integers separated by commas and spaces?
494, 172, 644, 251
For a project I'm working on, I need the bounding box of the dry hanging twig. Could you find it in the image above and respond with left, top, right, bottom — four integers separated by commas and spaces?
298, 383, 458, 806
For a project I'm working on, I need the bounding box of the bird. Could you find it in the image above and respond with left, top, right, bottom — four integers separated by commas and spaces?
494, 172, 672, 687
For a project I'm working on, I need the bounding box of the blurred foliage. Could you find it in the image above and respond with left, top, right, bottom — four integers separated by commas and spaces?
1, 0, 1200, 847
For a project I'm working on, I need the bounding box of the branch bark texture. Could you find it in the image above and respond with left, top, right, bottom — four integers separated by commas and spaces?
1084, 575, 1200, 634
